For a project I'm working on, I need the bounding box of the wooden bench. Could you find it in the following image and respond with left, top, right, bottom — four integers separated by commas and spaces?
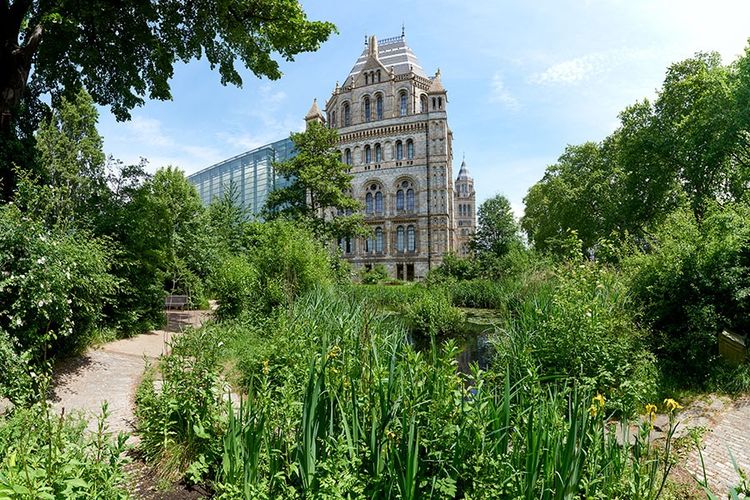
165, 295, 189, 310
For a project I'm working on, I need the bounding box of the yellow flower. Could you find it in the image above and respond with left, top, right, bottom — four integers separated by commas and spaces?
588, 404, 599, 417
327, 345, 342, 360
644, 403, 657, 421
663, 398, 683, 413
593, 393, 606, 409
262, 359, 270, 375
386, 429, 396, 440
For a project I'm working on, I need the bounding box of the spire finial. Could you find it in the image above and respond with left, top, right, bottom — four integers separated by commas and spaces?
364, 34, 368, 46
402, 23, 405, 38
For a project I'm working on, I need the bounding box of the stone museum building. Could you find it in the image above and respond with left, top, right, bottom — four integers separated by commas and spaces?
189, 33, 476, 280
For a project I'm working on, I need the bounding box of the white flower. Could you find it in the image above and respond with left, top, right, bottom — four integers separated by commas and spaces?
36, 257, 46, 265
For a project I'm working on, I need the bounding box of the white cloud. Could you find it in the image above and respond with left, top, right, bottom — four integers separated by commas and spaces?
530, 54, 601, 85
489, 73, 520, 110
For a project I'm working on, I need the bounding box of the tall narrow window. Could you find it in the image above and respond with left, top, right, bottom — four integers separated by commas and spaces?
396, 189, 404, 210
376, 95, 383, 120
407, 225, 416, 251
375, 143, 382, 162
345, 149, 352, 166
407, 140, 414, 160
377, 70, 381, 82
406, 189, 415, 211
364, 96, 371, 122
366, 236, 373, 253
400, 92, 407, 116
331, 111, 336, 127
396, 226, 405, 252
420, 95, 428, 113
375, 228, 384, 253
438, 97, 443, 109
344, 103, 351, 126
396, 141, 403, 160
375, 191, 383, 214
365, 145, 371, 164
365, 192, 373, 214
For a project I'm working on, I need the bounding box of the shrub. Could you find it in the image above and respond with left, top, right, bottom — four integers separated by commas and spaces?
440, 279, 507, 309
210, 256, 260, 320
624, 204, 750, 385
403, 289, 466, 337
360, 263, 388, 284
495, 262, 657, 415
0, 205, 116, 381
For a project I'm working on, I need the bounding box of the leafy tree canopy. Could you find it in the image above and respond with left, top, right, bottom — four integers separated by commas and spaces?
471, 193, 522, 259
264, 121, 364, 240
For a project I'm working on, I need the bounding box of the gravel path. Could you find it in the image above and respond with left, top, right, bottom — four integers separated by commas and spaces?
50, 310, 210, 435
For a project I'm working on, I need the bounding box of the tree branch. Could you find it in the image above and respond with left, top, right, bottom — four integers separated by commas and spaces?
8, 0, 32, 38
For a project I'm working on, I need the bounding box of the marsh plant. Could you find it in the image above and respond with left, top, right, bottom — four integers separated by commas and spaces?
139, 288, 683, 498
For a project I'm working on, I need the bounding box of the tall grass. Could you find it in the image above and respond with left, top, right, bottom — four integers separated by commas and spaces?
198, 288, 679, 498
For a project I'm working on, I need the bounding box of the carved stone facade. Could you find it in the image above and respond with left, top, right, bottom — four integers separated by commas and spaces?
454, 158, 476, 257
314, 34, 475, 280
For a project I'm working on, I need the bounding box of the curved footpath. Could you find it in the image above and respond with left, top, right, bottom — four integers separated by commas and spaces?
50, 309, 210, 437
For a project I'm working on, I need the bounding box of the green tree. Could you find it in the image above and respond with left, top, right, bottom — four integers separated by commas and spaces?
471, 194, 522, 258
264, 121, 363, 240
19, 88, 108, 230
0, 0, 336, 198
653, 52, 739, 221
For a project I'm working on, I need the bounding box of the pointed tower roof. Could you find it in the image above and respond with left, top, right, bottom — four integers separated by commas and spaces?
305, 98, 324, 123
428, 68, 445, 93
457, 157, 471, 181
343, 34, 427, 86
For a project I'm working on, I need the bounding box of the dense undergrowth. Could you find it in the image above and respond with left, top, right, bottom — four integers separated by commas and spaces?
136, 288, 683, 499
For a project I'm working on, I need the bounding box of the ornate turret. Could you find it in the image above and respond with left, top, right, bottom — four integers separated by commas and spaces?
454, 156, 476, 257
304, 98, 325, 126
428, 68, 447, 112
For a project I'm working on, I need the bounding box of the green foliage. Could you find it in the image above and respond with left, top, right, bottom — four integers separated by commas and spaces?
427, 252, 480, 283
0, 400, 129, 498
135, 327, 227, 484
360, 263, 388, 284
211, 257, 260, 321
0, 204, 116, 398
1, 0, 335, 126
440, 279, 507, 309
523, 46, 750, 254
264, 121, 364, 240
402, 289, 466, 337
146, 288, 679, 498
495, 262, 658, 414
471, 193, 522, 259
624, 204, 750, 385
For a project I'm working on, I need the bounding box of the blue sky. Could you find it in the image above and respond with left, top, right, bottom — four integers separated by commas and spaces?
96, 0, 750, 218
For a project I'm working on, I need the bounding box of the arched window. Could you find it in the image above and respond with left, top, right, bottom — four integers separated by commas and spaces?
364, 96, 371, 122
407, 225, 416, 251
331, 110, 336, 127
365, 145, 371, 164
343, 103, 351, 126
420, 95, 428, 113
438, 97, 443, 109
396, 226, 405, 252
365, 192, 373, 214
375, 143, 382, 162
432, 97, 436, 110
406, 188, 415, 211
400, 91, 408, 116
345, 149, 352, 166
376, 94, 383, 120
375, 227, 384, 253
366, 235, 373, 253
365, 73, 368, 85
377, 70, 381, 82
395, 140, 403, 160
396, 189, 404, 210
374, 191, 383, 214
407, 139, 414, 160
